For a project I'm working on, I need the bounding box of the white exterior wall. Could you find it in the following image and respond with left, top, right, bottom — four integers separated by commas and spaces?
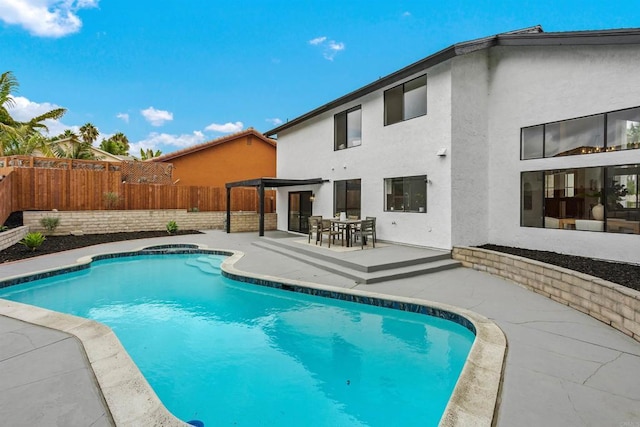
450, 51, 491, 246
276, 62, 455, 249
486, 44, 640, 263
276, 40, 640, 262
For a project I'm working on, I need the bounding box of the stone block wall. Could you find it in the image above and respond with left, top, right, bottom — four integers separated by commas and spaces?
229, 212, 277, 232
23, 210, 276, 235
0, 226, 29, 250
452, 247, 640, 342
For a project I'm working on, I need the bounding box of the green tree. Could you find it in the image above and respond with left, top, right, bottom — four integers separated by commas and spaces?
140, 147, 162, 160
111, 132, 130, 155
1, 124, 55, 156
79, 122, 99, 145
98, 132, 130, 155
0, 70, 66, 156
98, 138, 120, 154
53, 130, 96, 159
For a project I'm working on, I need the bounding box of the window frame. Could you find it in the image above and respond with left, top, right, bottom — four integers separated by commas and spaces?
520, 105, 640, 160
334, 179, 361, 218
383, 175, 427, 213
384, 75, 427, 126
520, 163, 640, 234
334, 105, 362, 151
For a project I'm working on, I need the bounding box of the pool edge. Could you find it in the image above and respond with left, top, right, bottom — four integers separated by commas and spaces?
0, 243, 507, 427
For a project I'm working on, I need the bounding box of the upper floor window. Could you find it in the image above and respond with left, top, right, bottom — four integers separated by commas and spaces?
521, 106, 640, 160
384, 75, 427, 126
384, 175, 427, 212
335, 106, 362, 151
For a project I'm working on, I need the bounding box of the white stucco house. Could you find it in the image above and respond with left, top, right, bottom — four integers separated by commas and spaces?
264, 26, 640, 264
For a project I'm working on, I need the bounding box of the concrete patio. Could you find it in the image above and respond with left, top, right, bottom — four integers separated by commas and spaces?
1, 230, 639, 426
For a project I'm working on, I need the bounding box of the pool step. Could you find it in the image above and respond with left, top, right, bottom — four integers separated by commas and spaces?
185, 256, 223, 275
252, 239, 460, 284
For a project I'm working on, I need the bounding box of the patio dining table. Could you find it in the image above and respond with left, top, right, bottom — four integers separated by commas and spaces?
330, 218, 362, 247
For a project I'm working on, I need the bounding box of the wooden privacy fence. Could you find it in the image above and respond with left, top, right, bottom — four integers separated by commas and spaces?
0, 171, 14, 226
0, 155, 173, 184
0, 166, 275, 225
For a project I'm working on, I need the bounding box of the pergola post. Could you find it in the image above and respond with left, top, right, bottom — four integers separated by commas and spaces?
226, 186, 231, 233
258, 182, 265, 236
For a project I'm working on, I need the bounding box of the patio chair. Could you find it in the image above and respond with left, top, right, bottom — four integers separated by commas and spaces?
319, 219, 343, 247
307, 216, 322, 244
365, 216, 376, 244
354, 219, 376, 249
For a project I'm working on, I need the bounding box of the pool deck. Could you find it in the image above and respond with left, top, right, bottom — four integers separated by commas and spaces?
1, 230, 639, 426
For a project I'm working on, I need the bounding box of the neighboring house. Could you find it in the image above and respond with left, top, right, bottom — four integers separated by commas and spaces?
151, 128, 277, 187
265, 26, 640, 264
34, 138, 125, 162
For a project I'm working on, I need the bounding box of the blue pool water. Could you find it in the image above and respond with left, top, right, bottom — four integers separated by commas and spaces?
0, 253, 475, 426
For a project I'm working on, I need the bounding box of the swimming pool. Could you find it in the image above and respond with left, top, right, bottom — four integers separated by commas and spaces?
0, 249, 477, 426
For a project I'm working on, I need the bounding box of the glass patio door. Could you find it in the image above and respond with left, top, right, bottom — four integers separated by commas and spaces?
288, 191, 313, 233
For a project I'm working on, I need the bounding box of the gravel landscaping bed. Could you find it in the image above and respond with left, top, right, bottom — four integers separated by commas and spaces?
479, 244, 640, 292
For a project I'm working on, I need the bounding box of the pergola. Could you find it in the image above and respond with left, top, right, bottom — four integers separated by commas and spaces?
225, 177, 325, 236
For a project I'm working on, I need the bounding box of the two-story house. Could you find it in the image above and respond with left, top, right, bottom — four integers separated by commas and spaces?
264, 26, 640, 264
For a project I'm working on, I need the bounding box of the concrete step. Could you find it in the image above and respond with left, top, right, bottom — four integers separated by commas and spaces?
252, 240, 461, 284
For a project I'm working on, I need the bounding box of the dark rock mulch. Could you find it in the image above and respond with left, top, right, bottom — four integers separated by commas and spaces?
0, 230, 203, 264
478, 244, 640, 292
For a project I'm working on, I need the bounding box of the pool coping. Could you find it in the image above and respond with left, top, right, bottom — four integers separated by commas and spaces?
0, 243, 507, 427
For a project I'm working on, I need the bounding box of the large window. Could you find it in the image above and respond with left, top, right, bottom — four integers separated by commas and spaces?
521, 106, 640, 160
384, 175, 427, 212
521, 164, 640, 234
384, 75, 427, 126
334, 179, 361, 218
335, 106, 362, 151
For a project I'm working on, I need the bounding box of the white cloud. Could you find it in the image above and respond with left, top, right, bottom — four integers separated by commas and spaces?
129, 131, 206, 155
402, 11, 411, 17
0, 0, 98, 38
309, 36, 345, 61
141, 106, 173, 126
204, 121, 243, 133
309, 36, 327, 45
116, 112, 129, 123
266, 118, 283, 126
6, 95, 62, 121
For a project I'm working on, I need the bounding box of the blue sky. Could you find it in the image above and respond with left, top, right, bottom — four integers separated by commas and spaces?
1, 0, 638, 157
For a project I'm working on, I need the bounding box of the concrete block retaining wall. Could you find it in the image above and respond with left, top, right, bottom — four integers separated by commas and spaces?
453, 247, 640, 342
23, 210, 276, 235
0, 226, 29, 250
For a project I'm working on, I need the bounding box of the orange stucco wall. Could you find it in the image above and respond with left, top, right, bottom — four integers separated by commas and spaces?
165, 135, 276, 187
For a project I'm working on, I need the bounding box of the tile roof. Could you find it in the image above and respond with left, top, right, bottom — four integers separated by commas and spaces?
150, 128, 276, 162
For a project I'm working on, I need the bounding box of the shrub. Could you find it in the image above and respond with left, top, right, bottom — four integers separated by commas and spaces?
189, 207, 199, 212
166, 220, 179, 234
40, 216, 60, 234
20, 232, 46, 251
103, 192, 120, 209
0, 225, 7, 232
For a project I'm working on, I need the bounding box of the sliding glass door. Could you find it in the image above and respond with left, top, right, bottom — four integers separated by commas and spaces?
288, 191, 313, 233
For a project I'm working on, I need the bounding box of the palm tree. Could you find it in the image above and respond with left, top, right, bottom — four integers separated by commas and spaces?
111, 132, 130, 155
1, 124, 55, 156
98, 133, 130, 155
140, 148, 162, 160
99, 138, 121, 155
79, 123, 99, 145
0, 70, 66, 156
